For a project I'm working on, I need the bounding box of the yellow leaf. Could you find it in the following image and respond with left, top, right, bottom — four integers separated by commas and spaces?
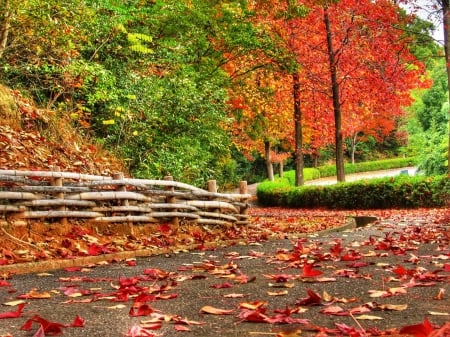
428, 311, 449, 316
102, 119, 115, 125
356, 315, 383, 320
27, 289, 51, 299
107, 304, 127, 309
3, 300, 26, 306
268, 282, 295, 288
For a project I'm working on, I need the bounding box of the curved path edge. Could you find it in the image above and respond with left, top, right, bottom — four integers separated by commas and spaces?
0, 217, 365, 275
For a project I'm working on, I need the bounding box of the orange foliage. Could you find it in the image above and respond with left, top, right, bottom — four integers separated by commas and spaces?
225, 0, 429, 161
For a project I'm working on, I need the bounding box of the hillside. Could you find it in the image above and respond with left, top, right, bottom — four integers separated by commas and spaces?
0, 84, 126, 175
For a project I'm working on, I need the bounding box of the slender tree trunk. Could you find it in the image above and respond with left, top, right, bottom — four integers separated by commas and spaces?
443, 0, 450, 173
0, 0, 11, 58
264, 140, 274, 181
324, 6, 345, 182
351, 133, 357, 164
292, 72, 304, 186
279, 160, 284, 178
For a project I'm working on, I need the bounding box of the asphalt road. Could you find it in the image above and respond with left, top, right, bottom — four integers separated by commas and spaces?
0, 216, 448, 337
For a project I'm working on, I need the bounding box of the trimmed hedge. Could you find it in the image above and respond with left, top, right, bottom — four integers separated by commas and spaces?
257, 174, 449, 209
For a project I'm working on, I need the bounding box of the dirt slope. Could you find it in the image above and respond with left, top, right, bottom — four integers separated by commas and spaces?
0, 84, 126, 175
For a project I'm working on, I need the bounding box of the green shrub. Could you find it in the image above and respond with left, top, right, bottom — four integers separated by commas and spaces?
281, 168, 321, 185
257, 174, 449, 209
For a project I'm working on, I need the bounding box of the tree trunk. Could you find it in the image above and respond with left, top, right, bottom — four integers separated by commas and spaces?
324, 6, 345, 182
443, 0, 450, 173
350, 133, 357, 164
0, 0, 11, 58
264, 140, 274, 181
292, 72, 304, 186
279, 160, 284, 178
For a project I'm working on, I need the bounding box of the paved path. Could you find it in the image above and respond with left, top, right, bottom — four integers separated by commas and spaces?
0, 214, 448, 337
245, 167, 417, 195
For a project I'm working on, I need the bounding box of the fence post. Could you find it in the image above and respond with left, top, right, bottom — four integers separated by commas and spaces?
239, 180, 248, 216
51, 166, 67, 225
112, 172, 128, 206
164, 175, 178, 228
207, 180, 217, 194
207, 180, 220, 222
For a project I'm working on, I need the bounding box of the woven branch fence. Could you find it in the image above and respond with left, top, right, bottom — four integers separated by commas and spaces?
0, 169, 251, 227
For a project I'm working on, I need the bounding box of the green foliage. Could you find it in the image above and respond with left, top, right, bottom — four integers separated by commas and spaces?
1, 0, 446, 188
416, 121, 448, 175
417, 63, 448, 131
407, 58, 448, 175
281, 168, 321, 185
257, 175, 449, 209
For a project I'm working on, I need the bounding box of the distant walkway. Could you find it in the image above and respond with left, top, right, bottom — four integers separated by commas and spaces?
244, 167, 417, 195
304, 166, 417, 186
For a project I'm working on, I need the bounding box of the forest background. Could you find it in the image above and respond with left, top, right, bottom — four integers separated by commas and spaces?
0, 0, 448, 189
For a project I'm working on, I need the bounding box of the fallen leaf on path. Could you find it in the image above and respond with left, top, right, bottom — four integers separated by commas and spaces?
399, 317, 434, 337
301, 262, 323, 277
320, 305, 347, 315
3, 300, 26, 306
267, 290, 288, 296
368, 287, 407, 298
18, 288, 51, 299
199, 305, 234, 315
433, 288, 445, 300
239, 301, 267, 310
295, 288, 322, 306
428, 311, 449, 316
174, 325, 191, 331
223, 293, 245, 298
0, 303, 26, 319
355, 314, 383, 320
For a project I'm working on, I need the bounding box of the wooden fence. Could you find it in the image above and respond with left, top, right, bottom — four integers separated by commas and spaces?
0, 169, 251, 227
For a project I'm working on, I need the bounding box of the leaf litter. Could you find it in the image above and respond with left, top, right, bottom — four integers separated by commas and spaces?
0, 207, 449, 336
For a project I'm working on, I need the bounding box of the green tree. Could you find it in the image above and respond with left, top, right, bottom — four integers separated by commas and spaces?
80, 0, 238, 186
417, 62, 449, 131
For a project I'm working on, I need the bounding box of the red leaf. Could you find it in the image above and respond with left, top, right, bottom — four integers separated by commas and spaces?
295, 288, 322, 306
64, 266, 81, 272
20, 315, 66, 335
174, 325, 191, 332
400, 318, 435, 337
0, 280, 11, 287
0, 303, 26, 319
330, 240, 343, 257
392, 264, 408, 276
126, 260, 137, 266
32, 324, 46, 337
238, 308, 269, 323
69, 315, 85, 327
126, 325, 157, 337
341, 251, 361, 261
210, 282, 233, 289
142, 268, 171, 280
320, 305, 348, 316
301, 263, 323, 277
129, 304, 155, 317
